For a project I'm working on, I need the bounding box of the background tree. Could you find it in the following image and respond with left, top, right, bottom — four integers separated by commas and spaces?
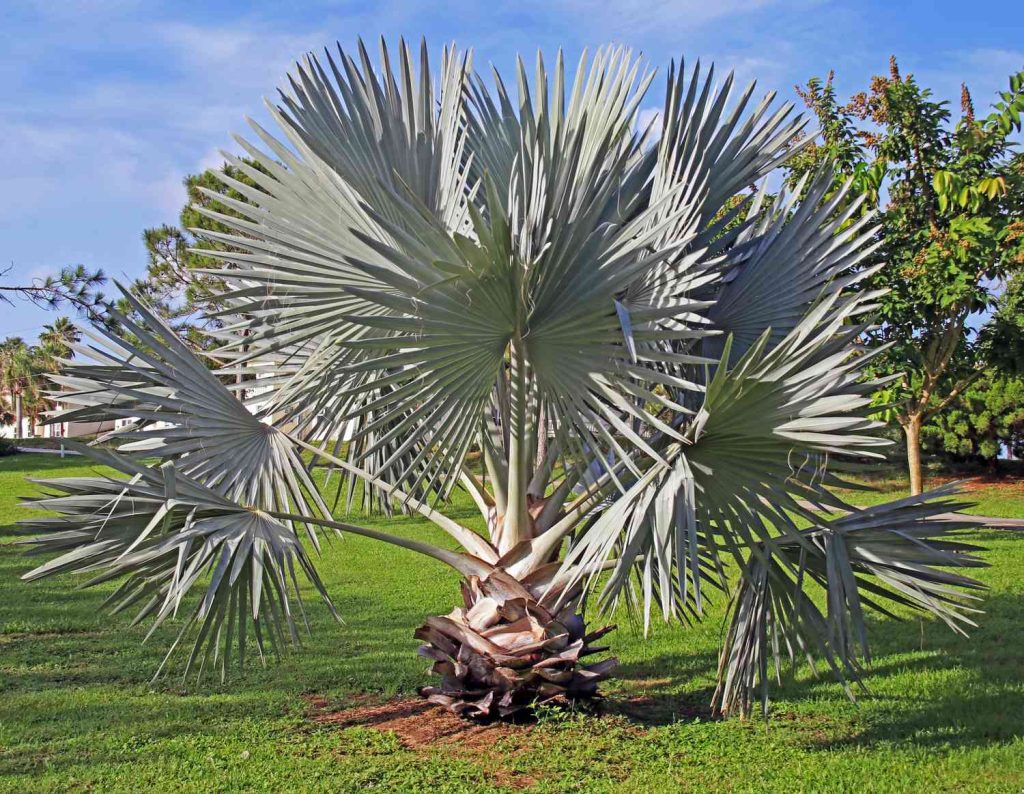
789, 60, 1024, 493
925, 269, 1024, 467
0, 264, 106, 314
0, 337, 40, 437
924, 372, 1024, 466
33, 318, 81, 428
38, 317, 79, 363
134, 161, 266, 351
0, 321, 81, 438
980, 266, 1024, 374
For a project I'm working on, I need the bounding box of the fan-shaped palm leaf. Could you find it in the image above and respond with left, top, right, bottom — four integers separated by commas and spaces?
713, 485, 986, 716
19, 446, 337, 680
49, 288, 333, 539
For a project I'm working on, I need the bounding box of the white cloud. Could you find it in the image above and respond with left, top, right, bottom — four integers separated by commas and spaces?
0, 12, 333, 224
0, 5, 357, 335
636, 106, 663, 140
158, 20, 327, 88
557, 0, 782, 35
0, 119, 147, 216
539, 0, 822, 44
196, 147, 230, 173
147, 171, 189, 217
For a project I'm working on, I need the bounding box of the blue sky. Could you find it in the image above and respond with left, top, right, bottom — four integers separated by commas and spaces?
1, 0, 1021, 339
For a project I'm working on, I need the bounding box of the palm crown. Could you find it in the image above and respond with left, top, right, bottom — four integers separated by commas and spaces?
19, 39, 985, 719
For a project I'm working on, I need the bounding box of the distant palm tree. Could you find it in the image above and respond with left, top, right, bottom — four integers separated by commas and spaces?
30, 319, 81, 435
38, 317, 79, 364
0, 337, 38, 438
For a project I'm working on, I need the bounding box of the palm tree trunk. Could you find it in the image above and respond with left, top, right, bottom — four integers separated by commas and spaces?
500, 339, 532, 549
416, 567, 617, 719
14, 393, 22, 439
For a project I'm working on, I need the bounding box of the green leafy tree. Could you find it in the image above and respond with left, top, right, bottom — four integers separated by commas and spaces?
30, 318, 82, 427
924, 371, 1024, 464
0, 321, 84, 438
928, 270, 1024, 466
981, 268, 1024, 374
790, 58, 1024, 493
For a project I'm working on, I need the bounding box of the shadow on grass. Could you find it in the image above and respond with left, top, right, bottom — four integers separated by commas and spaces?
608, 587, 1024, 750
814, 590, 1024, 749
606, 650, 721, 726
0, 590, 440, 777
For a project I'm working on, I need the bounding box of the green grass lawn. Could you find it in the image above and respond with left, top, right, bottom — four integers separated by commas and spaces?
1, 453, 1022, 792
834, 462, 1024, 518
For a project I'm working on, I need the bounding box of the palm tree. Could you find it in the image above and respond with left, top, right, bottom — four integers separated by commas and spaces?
0, 336, 38, 438
19, 41, 987, 720
0, 322, 78, 438
38, 317, 79, 364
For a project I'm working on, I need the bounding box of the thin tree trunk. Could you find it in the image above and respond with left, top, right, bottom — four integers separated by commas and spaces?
14, 393, 22, 439
904, 414, 924, 496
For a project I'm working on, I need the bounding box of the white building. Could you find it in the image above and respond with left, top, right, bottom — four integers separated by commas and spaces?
0, 397, 116, 440
43, 415, 116, 439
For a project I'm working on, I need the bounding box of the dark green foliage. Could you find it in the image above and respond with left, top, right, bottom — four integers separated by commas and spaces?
980, 270, 1024, 374
925, 371, 1024, 462
923, 272, 1024, 465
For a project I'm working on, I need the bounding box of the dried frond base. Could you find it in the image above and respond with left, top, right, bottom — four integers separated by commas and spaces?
415, 569, 617, 719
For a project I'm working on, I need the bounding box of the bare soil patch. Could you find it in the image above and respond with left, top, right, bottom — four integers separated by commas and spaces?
302, 691, 707, 786
837, 472, 1024, 497
307, 695, 528, 751
305, 694, 540, 788
957, 476, 1024, 492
